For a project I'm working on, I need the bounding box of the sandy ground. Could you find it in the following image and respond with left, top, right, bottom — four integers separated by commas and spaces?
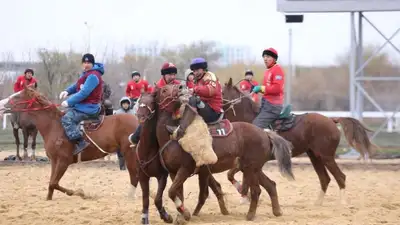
0, 150, 399, 225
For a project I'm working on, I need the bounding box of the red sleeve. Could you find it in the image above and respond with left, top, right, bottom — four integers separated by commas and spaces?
125, 81, 131, 97
194, 80, 218, 98
253, 81, 259, 86
264, 67, 284, 95
14, 76, 22, 92
142, 80, 149, 92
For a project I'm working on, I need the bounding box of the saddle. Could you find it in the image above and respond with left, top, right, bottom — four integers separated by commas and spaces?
80, 115, 105, 131
270, 104, 296, 132
207, 113, 233, 137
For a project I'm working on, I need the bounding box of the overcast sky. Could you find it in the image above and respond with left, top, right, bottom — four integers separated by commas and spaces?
0, 0, 399, 66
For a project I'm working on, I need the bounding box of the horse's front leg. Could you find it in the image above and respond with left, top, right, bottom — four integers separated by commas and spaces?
139, 174, 151, 225
155, 174, 173, 223
12, 128, 21, 160
168, 167, 193, 222
31, 129, 38, 161
22, 128, 29, 160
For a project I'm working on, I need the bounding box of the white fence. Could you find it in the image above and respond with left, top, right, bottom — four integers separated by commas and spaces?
3, 111, 400, 132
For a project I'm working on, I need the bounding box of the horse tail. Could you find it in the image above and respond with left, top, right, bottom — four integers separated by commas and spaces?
266, 131, 295, 181
332, 117, 379, 157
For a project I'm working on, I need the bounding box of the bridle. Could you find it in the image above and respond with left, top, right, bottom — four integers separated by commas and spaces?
8, 96, 59, 112
137, 102, 155, 122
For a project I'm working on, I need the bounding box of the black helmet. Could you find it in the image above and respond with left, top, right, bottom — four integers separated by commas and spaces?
244, 69, 253, 76
131, 71, 141, 78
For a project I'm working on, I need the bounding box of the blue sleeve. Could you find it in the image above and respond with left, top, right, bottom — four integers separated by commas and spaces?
65, 84, 77, 95
67, 74, 100, 106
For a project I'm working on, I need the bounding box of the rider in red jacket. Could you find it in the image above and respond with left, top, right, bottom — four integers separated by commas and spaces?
129, 62, 180, 146
14, 69, 38, 92
251, 47, 284, 130
189, 57, 223, 123
239, 69, 259, 103
125, 71, 149, 108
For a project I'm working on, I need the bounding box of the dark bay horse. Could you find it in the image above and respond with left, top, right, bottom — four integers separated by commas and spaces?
222, 77, 374, 205
10, 112, 38, 160
146, 84, 294, 222
135, 92, 233, 224
3, 85, 139, 201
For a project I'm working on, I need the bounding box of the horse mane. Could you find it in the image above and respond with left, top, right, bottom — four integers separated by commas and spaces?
23, 87, 63, 118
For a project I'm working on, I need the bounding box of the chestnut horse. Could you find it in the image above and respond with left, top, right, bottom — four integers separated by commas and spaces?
3, 85, 139, 201
10, 111, 39, 160
135, 92, 233, 224
222, 77, 374, 205
144, 84, 294, 222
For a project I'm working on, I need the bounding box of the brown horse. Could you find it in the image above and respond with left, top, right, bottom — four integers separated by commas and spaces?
146, 84, 294, 222
3, 85, 139, 201
135, 92, 233, 224
10, 112, 39, 160
222, 77, 374, 205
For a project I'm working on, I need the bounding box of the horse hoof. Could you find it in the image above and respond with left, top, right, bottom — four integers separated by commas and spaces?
246, 212, 256, 221
220, 208, 229, 215
240, 196, 250, 205
31, 156, 36, 161
182, 209, 191, 221
162, 214, 173, 223
174, 214, 187, 225
273, 208, 283, 217
73, 189, 85, 198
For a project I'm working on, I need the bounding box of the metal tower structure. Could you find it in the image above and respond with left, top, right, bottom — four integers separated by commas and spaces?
276, 0, 400, 157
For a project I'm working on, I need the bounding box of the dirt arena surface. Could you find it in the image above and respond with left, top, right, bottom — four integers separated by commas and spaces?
0, 150, 399, 225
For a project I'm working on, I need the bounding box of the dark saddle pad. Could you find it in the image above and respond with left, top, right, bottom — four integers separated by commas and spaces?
270, 105, 296, 132
82, 115, 105, 131
208, 119, 233, 137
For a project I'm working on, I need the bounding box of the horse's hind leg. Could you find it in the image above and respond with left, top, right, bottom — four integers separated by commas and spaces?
154, 174, 173, 223
307, 150, 331, 205
323, 157, 346, 204
13, 128, 21, 160
208, 173, 229, 215
122, 145, 139, 199
22, 128, 29, 160
169, 173, 184, 203
243, 168, 261, 221
139, 173, 151, 224
193, 172, 210, 216
31, 129, 38, 160
258, 171, 282, 216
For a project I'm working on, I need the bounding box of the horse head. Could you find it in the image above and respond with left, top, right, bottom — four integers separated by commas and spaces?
136, 92, 157, 123
4, 84, 57, 115
156, 84, 184, 113
222, 77, 242, 101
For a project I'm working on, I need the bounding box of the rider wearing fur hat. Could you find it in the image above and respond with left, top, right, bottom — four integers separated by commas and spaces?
188, 58, 223, 123
251, 48, 284, 130
128, 62, 181, 146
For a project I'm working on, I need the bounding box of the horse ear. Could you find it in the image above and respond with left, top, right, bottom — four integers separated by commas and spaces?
227, 77, 233, 87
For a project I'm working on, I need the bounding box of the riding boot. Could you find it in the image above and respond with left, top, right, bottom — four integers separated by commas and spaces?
128, 124, 142, 147
118, 156, 126, 170
74, 139, 90, 155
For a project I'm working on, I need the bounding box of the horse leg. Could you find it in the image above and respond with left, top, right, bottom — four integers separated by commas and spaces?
22, 128, 29, 160
169, 173, 184, 203
168, 168, 193, 222
227, 159, 250, 204
307, 150, 331, 205
123, 145, 139, 200
47, 160, 79, 200
258, 171, 282, 216
154, 174, 173, 223
139, 174, 151, 225
193, 172, 210, 216
243, 168, 261, 221
322, 156, 347, 205
13, 128, 21, 160
30, 129, 38, 161
208, 174, 229, 215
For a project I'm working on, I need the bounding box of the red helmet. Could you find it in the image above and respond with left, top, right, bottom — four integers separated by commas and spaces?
262, 48, 278, 60
161, 62, 178, 75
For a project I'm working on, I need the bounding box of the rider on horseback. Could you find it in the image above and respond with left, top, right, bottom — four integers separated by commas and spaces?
12, 68, 38, 129
188, 58, 223, 123
126, 71, 149, 109
240, 69, 259, 93
59, 53, 104, 155
128, 62, 181, 147
251, 48, 285, 131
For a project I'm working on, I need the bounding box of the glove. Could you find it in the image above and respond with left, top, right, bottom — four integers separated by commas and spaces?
252, 86, 262, 93
61, 101, 68, 108
59, 91, 69, 99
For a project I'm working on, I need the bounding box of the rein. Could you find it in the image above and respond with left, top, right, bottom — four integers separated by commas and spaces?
222, 95, 247, 116
9, 97, 59, 112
